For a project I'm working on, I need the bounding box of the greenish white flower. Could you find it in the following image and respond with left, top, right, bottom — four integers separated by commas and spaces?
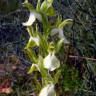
22, 12, 42, 26
51, 28, 69, 44
44, 52, 60, 71
39, 83, 56, 96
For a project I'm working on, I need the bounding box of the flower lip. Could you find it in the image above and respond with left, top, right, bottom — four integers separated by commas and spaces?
43, 52, 60, 71
39, 83, 55, 96
51, 28, 70, 44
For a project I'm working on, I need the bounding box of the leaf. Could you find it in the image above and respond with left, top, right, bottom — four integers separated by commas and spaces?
38, 56, 47, 78
55, 15, 62, 27
58, 19, 73, 29
55, 38, 64, 53
25, 48, 37, 63
26, 36, 39, 48
28, 64, 39, 74
40, 0, 53, 13
38, 32, 48, 55
27, 26, 34, 36
54, 70, 61, 84
26, 38, 36, 48
36, 0, 41, 12
41, 13, 49, 34
40, 1, 47, 13
46, 7, 55, 16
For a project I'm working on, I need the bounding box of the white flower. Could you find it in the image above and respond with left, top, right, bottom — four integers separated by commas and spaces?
22, 12, 42, 26
44, 52, 60, 71
51, 28, 69, 44
39, 84, 56, 96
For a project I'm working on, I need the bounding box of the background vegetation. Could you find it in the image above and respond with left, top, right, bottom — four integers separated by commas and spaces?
0, 0, 96, 96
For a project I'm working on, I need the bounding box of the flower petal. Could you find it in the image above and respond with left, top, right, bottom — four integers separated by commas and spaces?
51, 28, 70, 44
22, 12, 36, 26
58, 29, 70, 44
39, 84, 55, 96
44, 53, 60, 71
51, 28, 59, 36
34, 12, 42, 22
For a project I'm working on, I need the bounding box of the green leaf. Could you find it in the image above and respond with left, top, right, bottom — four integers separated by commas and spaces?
46, 7, 55, 16
56, 38, 64, 53
54, 70, 61, 84
38, 32, 48, 55
38, 56, 47, 78
58, 19, 73, 29
34, 76, 42, 90
40, 1, 47, 13
36, 0, 41, 12
26, 26, 39, 48
27, 26, 34, 37
41, 13, 49, 33
48, 42, 55, 53
25, 48, 37, 63
40, 0, 53, 13
55, 15, 62, 27
28, 64, 39, 74
26, 37, 38, 48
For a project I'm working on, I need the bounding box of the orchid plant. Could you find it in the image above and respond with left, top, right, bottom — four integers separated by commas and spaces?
22, 0, 73, 95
